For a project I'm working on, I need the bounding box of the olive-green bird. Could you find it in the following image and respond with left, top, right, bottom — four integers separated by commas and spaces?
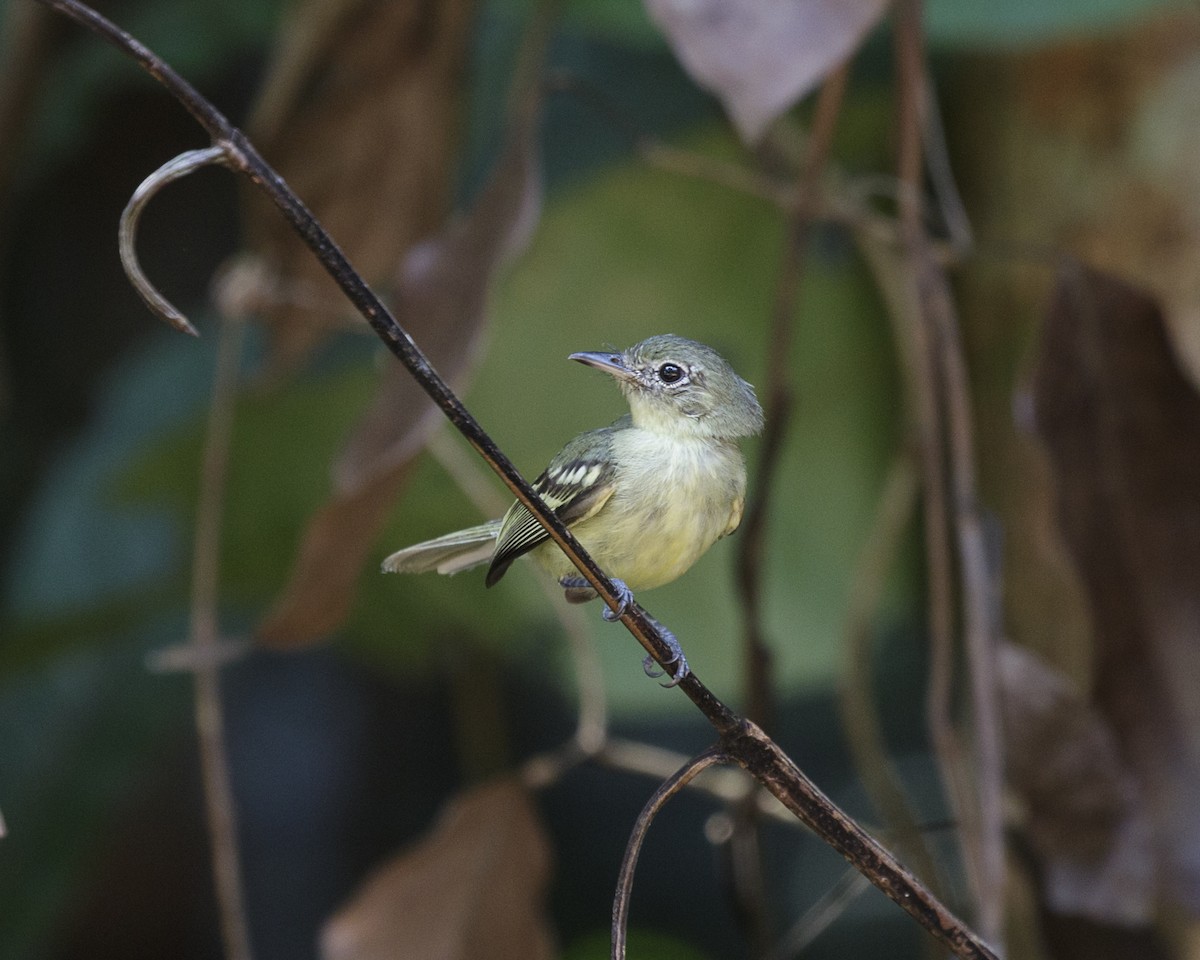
382, 334, 764, 683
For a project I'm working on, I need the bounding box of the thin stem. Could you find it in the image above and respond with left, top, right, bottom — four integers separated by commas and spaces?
427, 428, 608, 760
736, 62, 850, 733
920, 65, 973, 256
191, 316, 253, 960
894, 0, 1004, 945
728, 67, 849, 956
768, 866, 872, 960
721, 719, 995, 959
612, 747, 729, 960
837, 450, 943, 891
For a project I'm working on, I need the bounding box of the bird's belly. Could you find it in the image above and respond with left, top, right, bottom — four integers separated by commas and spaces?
533, 434, 743, 592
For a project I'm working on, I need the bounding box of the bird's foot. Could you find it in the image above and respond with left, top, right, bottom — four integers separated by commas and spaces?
602, 578, 633, 622
558, 576, 634, 621
557, 576, 689, 685
641, 620, 689, 688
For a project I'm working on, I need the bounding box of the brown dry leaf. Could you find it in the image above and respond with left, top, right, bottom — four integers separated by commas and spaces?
334, 119, 543, 493
1031, 263, 1200, 912
233, 0, 475, 370
321, 778, 556, 960
955, 15, 1200, 386
643, 0, 887, 143
256, 120, 541, 648
1000, 642, 1153, 923
256, 459, 412, 648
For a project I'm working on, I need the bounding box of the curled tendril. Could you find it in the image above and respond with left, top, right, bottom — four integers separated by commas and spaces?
118, 144, 233, 336
612, 747, 728, 960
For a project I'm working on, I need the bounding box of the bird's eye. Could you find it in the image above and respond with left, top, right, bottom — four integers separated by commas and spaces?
658, 362, 685, 383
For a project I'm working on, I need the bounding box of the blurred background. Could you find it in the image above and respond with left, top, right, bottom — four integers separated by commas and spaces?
1, 0, 1199, 958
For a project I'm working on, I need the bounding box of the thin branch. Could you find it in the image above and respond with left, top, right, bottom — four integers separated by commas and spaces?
727, 67, 850, 956
612, 747, 729, 960
595, 738, 782, 816
837, 450, 944, 891
736, 62, 850, 731
927, 248, 1007, 943
768, 866, 872, 960
894, 0, 1004, 945
721, 719, 993, 959
191, 315, 253, 960
36, 5, 1001, 957
426, 427, 608, 764
920, 64, 973, 256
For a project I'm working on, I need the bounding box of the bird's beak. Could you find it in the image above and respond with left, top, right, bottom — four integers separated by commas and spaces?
569, 350, 637, 382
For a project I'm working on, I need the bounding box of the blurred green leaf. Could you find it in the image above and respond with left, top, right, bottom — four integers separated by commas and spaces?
926, 0, 1192, 47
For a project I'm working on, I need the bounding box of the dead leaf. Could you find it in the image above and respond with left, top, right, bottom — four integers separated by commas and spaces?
256, 119, 542, 648
1000, 642, 1153, 923
1000, 643, 1135, 862
955, 16, 1200, 387
233, 0, 476, 370
644, 0, 887, 143
256, 459, 412, 648
1031, 263, 1200, 912
321, 778, 556, 960
334, 119, 543, 494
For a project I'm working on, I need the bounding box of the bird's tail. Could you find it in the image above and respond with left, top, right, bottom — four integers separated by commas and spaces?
381, 520, 502, 576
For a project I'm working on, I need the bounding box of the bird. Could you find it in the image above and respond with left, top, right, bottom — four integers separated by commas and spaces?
382, 334, 764, 683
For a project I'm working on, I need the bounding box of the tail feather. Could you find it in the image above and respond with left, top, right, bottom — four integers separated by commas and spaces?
382, 521, 501, 576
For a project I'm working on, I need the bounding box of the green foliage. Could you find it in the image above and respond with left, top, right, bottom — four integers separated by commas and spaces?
926, 0, 1193, 46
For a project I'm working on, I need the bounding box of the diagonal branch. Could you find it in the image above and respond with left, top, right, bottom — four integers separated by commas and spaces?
40, 0, 696, 701
35, 4, 1000, 957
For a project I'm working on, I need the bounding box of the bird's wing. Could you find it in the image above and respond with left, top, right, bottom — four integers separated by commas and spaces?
721, 495, 745, 538
484, 423, 622, 587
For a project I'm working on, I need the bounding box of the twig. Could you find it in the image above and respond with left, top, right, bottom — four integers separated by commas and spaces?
612, 747, 729, 960
893, 0, 1004, 945
735, 64, 849, 734
426, 428, 608, 764
119, 138, 254, 958
35, 5, 1001, 956
768, 866, 872, 960
190, 315, 253, 960
837, 451, 943, 890
919, 64, 973, 256
726, 67, 850, 956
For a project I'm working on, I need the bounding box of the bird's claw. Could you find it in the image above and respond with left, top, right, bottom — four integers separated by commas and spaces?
602, 578, 633, 622
558, 575, 634, 621
559, 576, 690, 686
643, 627, 689, 687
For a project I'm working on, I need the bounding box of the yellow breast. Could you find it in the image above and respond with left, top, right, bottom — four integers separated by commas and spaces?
532, 428, 746, 592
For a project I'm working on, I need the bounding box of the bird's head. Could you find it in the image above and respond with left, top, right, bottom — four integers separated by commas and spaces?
570, 334, 764, 439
